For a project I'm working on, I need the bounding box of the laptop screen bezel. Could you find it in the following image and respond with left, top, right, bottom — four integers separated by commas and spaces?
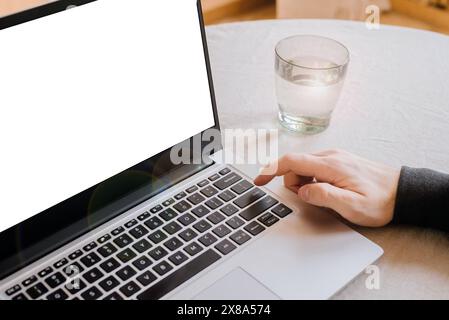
0, 0, 221, 280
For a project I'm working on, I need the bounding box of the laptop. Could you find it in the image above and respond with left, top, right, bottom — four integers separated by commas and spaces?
0, 0, 382, 300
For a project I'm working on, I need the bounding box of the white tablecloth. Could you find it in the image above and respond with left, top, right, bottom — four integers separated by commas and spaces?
206, 20, 449, 299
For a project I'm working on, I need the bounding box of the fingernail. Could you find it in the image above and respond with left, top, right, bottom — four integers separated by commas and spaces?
258, 161, 277, 176
257, 166, 267, 175
299, 187, 309, 201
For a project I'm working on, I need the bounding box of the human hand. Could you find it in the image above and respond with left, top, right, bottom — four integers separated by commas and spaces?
254, 150, 401, 227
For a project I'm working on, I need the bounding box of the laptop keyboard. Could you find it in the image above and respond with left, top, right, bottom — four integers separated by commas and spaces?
3, 167, 292, 300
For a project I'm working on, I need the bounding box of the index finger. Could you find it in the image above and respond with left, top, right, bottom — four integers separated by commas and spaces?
254, 153, 326, 186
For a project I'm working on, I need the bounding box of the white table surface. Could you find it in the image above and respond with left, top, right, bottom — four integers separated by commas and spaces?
206, 19, 449, 299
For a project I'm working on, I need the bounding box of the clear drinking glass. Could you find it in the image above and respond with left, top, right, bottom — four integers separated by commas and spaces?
275, 35, 349, 134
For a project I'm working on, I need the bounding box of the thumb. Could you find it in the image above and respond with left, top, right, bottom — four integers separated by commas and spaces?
298, 183, 357, 215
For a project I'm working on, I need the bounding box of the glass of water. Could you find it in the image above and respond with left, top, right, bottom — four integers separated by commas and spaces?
275, 35, 349, 134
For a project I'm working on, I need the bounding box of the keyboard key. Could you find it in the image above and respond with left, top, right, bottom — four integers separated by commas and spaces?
129, 225, 149, 239
133, 239, 153, 253
111, 226, 125, 236
65, 279, 86, 295
153, 261, 173, 276
137, 250, 221, 300
148, 230, 168, 244
186, 185, 198, 194
191, 205, 210, 218
193, 220, 212, 233
113, 234, 133, 248
64, 262, 84, 276
47, 289, 68, 300
212, 224, 232, 238
12, 293, 28, 300
149, 246, 168, 261
81, 286, 103, 300
132, 256, 153, 271
230, 230, 251, 245
259, 214, 279, 227
168, 251, 189, 266
5, 284, 20, 296
215, 239, 237, 255
258, 212, 273, 223
218, 190, 237, 202
175, 192, 187, 200
184, 242, 203, 256
117, 248, 137, 263
116, 265, 137, 281
213, 172, 242, 190
150, 205, 163, 214
103, 292, 123, 300
272, 203, 293, 218
120, 281, 141, 297
163, 237, 184, 251
163, 198, 175, 207
205, 197, 224, 210
173, 200, 192, 213
83, 242, 98, 252
239, 196, 278, 221
100, 258, 121, 273
22, 275, 38, 287
83, 267, 104, 284
207, 212, 226, 225
226, 216, 245, 229
98, 234, 112, 244
220, 203, 239, 216
177, 213, 196, 226
144, 216, 164, 230
244, 221, 266, 236
163, 221, 183, 235
233, 188, 266, 209
200, 186, 219, 197
26, 283, 48, 299
219, 168, 231, 175
38, 266, 53, 278
197, 180, 209, 187
97, 243, 118, 257
99, 276, 120, 292
53, 258, 69, 269
125, 219, 138, 228
68, 250, 83, 260
136, 271, 157, 287
80, 252, 101, 268
187, 193, 206, 205
198, 233, 218, 247
208, 173, 221, 181
231, 180, 254, 195
178, 228, 198, 242
159, 208, 178, 221
45, 272, 66, 288
137, 212, 151, 221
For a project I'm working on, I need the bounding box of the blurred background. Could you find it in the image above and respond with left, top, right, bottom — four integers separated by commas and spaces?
1, 0, 448, 34
202, 0, 449, 34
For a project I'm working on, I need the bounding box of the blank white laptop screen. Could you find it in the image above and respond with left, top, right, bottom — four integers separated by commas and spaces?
0, 0, 215, 233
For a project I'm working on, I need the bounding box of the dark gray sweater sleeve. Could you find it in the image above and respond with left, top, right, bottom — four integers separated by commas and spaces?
393, 166, 449, 232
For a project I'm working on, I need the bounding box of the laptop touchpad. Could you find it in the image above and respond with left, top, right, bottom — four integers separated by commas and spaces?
193, 267, 281, 300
